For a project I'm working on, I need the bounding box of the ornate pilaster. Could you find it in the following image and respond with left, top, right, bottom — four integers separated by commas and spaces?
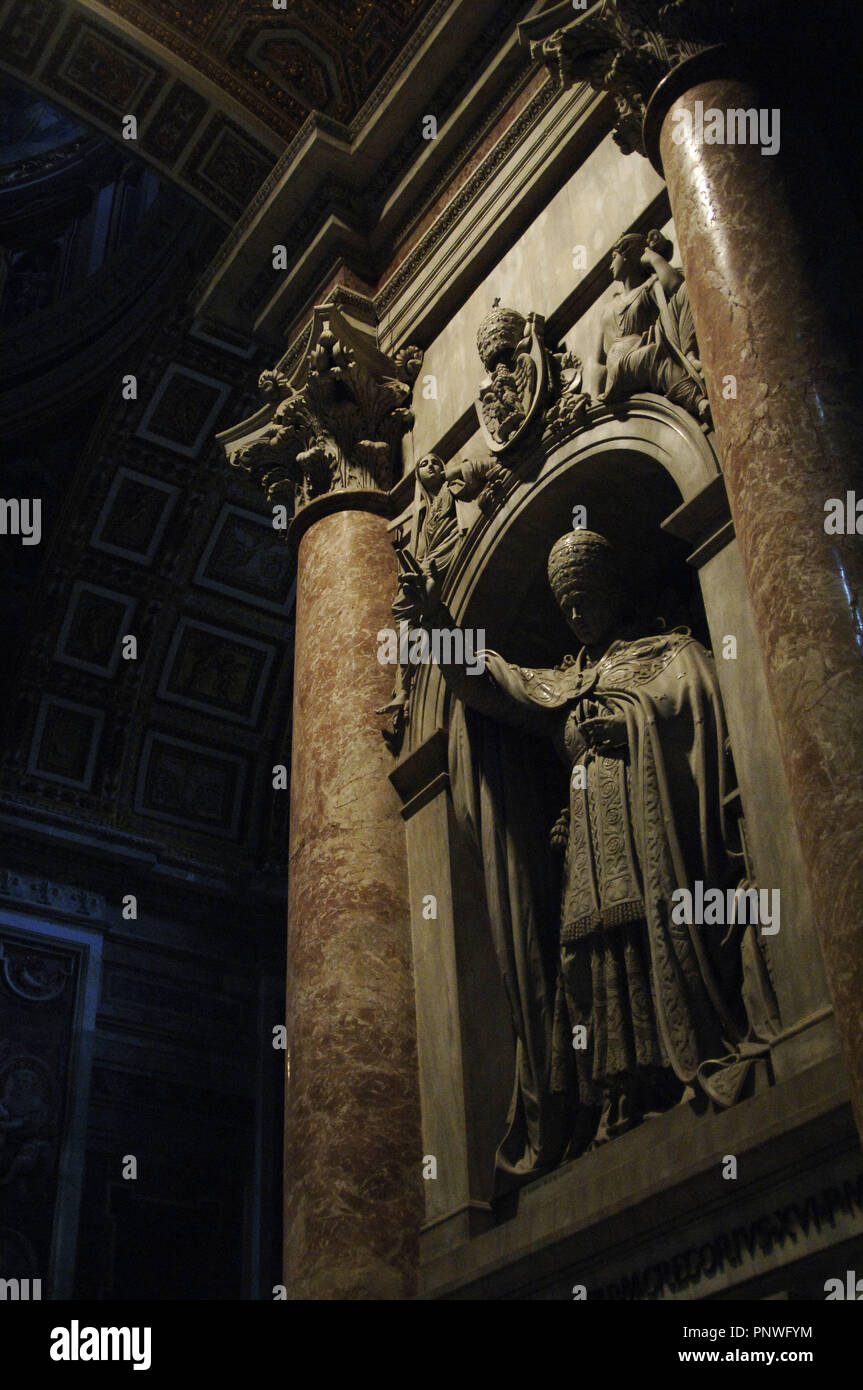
522, 0, 863, 1145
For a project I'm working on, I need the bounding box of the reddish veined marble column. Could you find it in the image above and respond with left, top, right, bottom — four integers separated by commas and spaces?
647, 59, 863, 1138
284, 502, 422, 1298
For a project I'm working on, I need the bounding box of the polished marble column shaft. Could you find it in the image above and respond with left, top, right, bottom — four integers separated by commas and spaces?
284, 504, 422, 1298
655, 69, 863, 1137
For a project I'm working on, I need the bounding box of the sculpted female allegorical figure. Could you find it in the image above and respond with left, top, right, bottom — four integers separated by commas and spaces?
593, 229, 710, 425
401, 528, 775, 1192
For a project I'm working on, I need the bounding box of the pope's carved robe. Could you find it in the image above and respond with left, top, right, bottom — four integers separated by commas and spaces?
447, 626, 775, 1192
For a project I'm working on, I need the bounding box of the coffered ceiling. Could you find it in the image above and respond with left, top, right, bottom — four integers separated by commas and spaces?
96, 0, 437, 138
0, 0, 457, 222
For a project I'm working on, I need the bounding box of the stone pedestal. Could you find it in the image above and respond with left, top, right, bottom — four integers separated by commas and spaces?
648, 61, 863, 1139
283, 504, 422, 1299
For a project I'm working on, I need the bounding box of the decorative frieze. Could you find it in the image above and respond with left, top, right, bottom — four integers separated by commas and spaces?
0, 869, 105, 921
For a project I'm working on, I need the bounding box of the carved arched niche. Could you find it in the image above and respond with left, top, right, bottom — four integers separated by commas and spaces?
413, 399, 715, 739
397, 397, 838, 1228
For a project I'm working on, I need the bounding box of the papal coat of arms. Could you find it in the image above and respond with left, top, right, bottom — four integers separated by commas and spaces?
475, 299, 589, 456
475, 299, 549, 454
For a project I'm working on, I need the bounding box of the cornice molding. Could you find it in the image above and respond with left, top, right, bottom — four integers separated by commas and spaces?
193, 0, 544, 339
376, 81, 609, 350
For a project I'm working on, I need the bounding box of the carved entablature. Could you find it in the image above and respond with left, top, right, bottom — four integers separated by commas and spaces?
519, 0, 757, 158
475, 299, 590, 461
227, 303, 423, 522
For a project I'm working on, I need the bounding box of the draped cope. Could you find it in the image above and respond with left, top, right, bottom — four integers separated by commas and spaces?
448, 629, 778, 1193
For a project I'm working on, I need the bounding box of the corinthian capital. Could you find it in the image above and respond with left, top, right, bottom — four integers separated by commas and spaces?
221, 302, 423, 527
519, 0, 760, 158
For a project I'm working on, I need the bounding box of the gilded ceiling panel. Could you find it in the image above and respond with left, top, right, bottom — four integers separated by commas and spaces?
96, 0, 438, 138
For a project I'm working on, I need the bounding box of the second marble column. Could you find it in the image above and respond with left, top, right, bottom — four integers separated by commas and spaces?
652, 66, 863, 1137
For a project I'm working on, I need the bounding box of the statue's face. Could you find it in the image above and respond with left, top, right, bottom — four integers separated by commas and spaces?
563, 586, 622, 646
611, 243, 643, 280
418, 456, 444, 488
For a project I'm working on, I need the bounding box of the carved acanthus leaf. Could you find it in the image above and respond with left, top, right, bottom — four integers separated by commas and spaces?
523, 0, 760, 157
225, 305, 423, 522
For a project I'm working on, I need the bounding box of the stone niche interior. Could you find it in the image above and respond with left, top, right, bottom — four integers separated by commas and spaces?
395, 396, 855, 1300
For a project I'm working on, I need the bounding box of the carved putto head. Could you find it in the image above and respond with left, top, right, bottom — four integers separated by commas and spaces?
477, 297, 527, 371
